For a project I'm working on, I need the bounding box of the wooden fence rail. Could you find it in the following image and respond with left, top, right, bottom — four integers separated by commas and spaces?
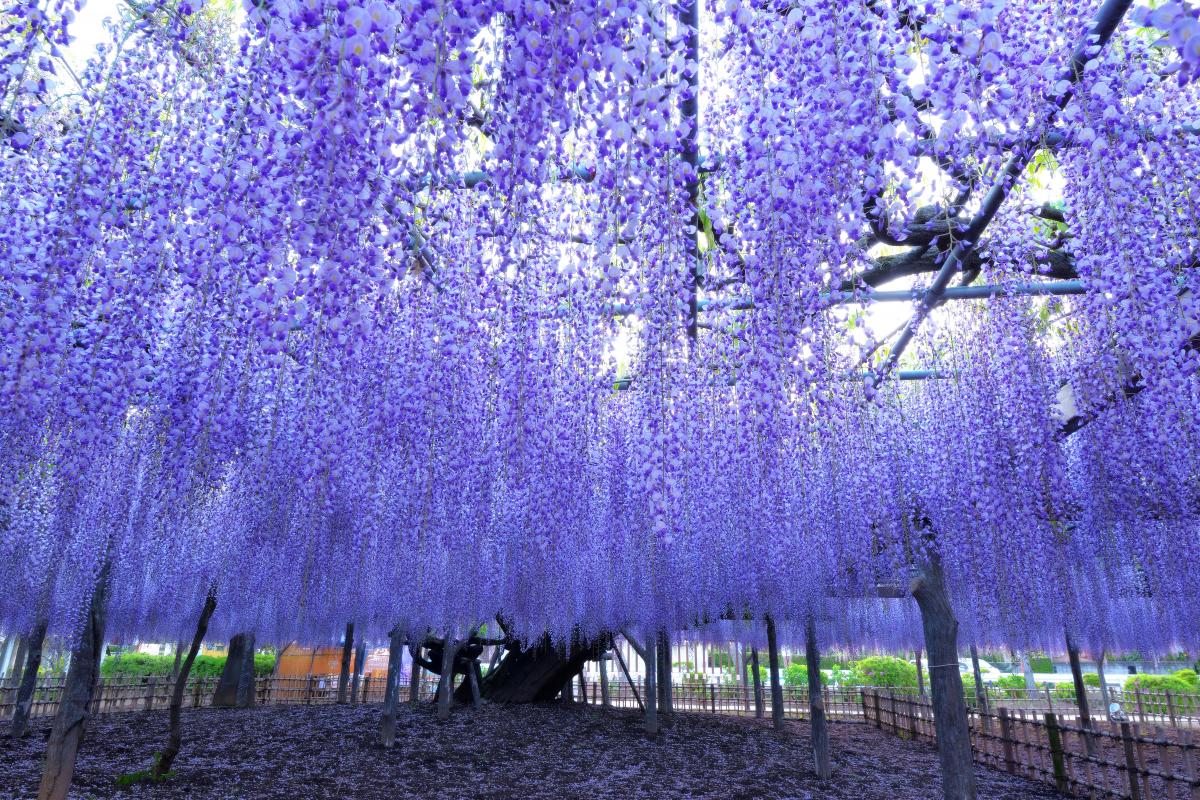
865, 689, 1200, 800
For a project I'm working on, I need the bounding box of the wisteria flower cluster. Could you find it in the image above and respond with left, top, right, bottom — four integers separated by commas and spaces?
0, 0, 1197, 660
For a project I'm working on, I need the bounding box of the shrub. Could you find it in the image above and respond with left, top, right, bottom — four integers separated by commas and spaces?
1084, 673, 1101, 688
1173, 669, 1198, 689
993, 674, 1028, 697
783, 663, 809, 687
101, 651, 275, 679
1123, 674, 1198, 714
1054, 682, 1078, 699
1029, 653, 1054, 673
849, 656, 917, 688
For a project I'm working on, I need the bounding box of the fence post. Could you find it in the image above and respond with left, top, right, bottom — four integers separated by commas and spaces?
362, 675, 371, 703
908, 694, 919, 739
1179, 731, 1198, 800
1166, 690, 1178, 727
861, 689, 870, 725
143, 676, 154, 712
91, 679, 105, 714
1135, 686, 1145, 722
1044, 712, 1069, 793
305, 674, 315, 706
710, 683, 716, 714
1120, 722, 1143, 800
999, 707, 1016, 774
873, 690, 882, 729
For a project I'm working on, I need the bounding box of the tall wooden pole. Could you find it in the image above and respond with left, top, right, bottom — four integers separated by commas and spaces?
916, 648, 927, 698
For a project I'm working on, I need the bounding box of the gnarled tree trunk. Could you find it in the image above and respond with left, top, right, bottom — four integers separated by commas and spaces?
911, 556, 976, 800
37, 566, 109, 800
154, 587, 217, 778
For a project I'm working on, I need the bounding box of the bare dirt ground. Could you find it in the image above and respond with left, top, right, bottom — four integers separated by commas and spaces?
1, 703, 1066, 799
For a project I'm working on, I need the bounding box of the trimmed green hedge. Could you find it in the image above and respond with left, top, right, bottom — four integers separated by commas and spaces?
848, 656, 918, 688
101, 652, 274, 679
784, 663, 809, 687
1123, 674, 1198, 714
1029, 653, 1054, 673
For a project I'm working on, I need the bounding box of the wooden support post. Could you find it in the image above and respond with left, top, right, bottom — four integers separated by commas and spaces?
213, 632, 255, 708
1121, 722, 1143, 800
143, 677, 154, 711
577, 672, 587, 706
362, 675, 371, 703
37, 566, 109, 800
970, 645, 989, 718
408, 644, 422, 703
738, 643, 750, 712
380, 625, 406, 748
599, 653, 611, 706
751, 647, 764, 719
1045, 712, 1069, 794
154, 587, 217, 778
644, 634, 659, 735
350, 637, 367, 704
337, 622, 355, 704
1065, 631, 1094, 755
10, 619, 47, 738
912, 556, 977, 800
765, 615, 785, 732
1097, 651, 1112, 719
998, 707, 1016, 774
1021, 653, 1036, 692
468, 661, 482, 708
916, 648, 926, 698
805, 616, 831, 779
710, 683, 717, 713
611, 643, 643, 711
436, 636, 457, 721
1166, 690, 1178, 727
657, 630, 673, 718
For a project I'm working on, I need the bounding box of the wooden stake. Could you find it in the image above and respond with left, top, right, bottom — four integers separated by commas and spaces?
751, 647, 764, 719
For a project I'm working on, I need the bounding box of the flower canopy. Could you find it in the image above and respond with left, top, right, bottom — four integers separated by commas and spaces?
0, 0, 1198, 655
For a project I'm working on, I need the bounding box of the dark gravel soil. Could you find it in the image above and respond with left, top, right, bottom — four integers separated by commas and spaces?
1, 703, 1066, 799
